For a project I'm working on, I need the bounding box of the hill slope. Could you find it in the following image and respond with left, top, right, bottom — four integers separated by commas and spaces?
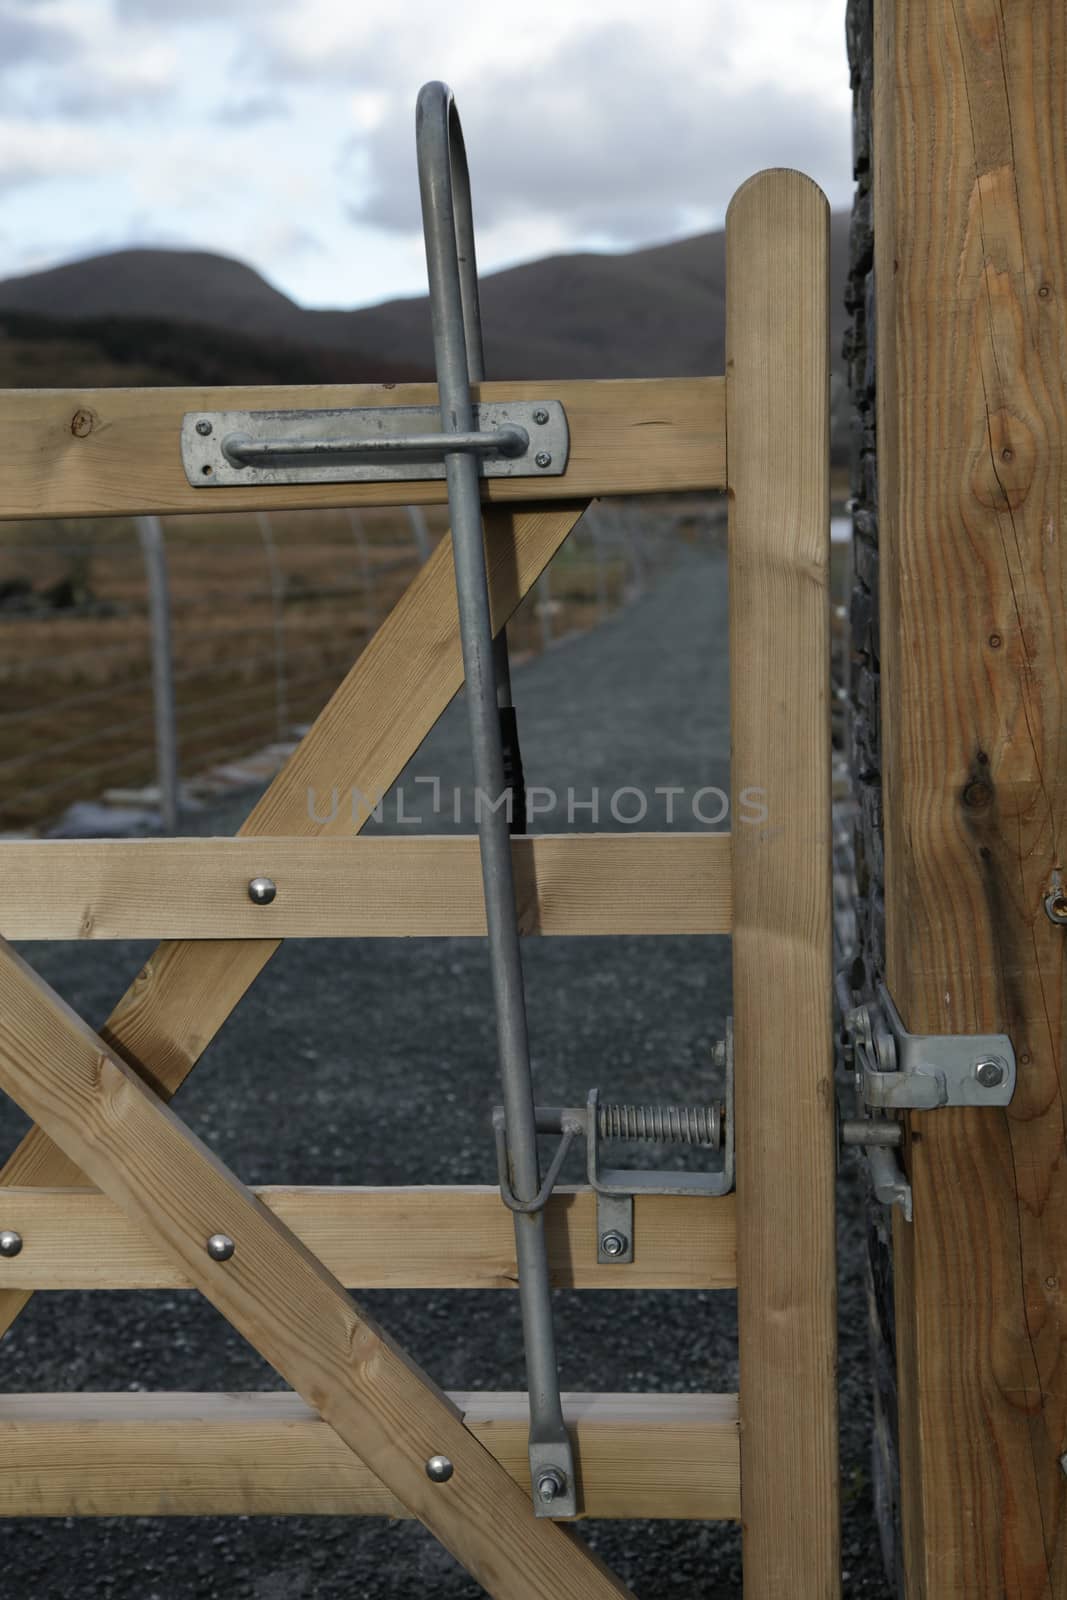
0, 214, 851, 383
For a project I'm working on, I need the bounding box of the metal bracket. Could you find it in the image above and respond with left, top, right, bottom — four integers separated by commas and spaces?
848, 985, 1016, 1111
842, 986, 1017, 1221
496, 1021, 734, 1266
181, 401, 570, 488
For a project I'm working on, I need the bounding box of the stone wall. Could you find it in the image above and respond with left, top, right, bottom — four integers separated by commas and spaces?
843, 1, 902, 1592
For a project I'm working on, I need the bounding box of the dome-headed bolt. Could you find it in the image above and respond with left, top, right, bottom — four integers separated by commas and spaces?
0, 1229, 22, 1258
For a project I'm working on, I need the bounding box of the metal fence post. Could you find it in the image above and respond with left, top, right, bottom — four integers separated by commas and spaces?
135, 516, 179, 833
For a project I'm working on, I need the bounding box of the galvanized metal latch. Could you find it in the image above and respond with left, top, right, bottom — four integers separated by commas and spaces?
494, 1020, 734, 1265
842, 985, 1017, 1220
181, 400, 569, 488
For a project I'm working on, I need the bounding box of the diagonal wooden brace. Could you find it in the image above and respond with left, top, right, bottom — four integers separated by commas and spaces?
0, 936, 633, 1599
0, 502, 590, 1340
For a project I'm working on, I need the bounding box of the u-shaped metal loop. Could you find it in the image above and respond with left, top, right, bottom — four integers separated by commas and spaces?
416, 81, 486, 391
415, 81, 576, 1518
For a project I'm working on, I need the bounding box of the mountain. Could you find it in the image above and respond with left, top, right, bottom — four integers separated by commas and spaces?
0, 218, 851, 445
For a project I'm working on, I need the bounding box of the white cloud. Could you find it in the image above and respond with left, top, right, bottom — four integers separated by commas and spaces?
0, 0, 851, 307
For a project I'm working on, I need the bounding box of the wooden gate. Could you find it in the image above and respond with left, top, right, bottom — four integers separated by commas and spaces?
0, 170, 837, 1597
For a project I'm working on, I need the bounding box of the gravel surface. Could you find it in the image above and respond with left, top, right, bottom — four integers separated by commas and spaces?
1, 546, 891, 1598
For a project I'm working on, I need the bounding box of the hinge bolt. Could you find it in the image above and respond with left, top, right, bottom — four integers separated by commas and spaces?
0, 1229, 22, 1258
534, 451, 552, 468
975, 1059, 1006, 1089
600, 1230, 628, 1258
536, 1467, 566, 1503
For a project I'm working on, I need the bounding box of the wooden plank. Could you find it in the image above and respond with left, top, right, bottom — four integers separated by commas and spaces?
874, 4, 1067, 1596
0, 501, 588, 1343
0, 1185, 735, 1291
0, 938, 633, 1599
0, 377, 725, 518
726, 170, 838, 1597
0, 1390, 740, 1521
0, 832, 732, 940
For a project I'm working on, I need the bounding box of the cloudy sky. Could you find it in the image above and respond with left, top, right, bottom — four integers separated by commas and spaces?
0, 0, 851, 310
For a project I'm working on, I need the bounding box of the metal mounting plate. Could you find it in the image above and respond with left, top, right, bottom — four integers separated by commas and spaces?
181, 401, 569, 487
851, 985, 1017, 1111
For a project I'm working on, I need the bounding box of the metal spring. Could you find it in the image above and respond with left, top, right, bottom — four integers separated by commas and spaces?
597, 1103, 721, 1148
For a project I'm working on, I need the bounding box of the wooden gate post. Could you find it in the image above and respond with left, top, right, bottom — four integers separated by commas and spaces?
727, 169, 839, 1597
874, 3, 1067, 1595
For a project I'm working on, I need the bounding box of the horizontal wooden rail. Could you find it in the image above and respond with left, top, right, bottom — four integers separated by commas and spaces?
0, 1185, 736, 1290
0, 1390, 740, 1520
0, 832, 732, 940
0, 377, 725, 518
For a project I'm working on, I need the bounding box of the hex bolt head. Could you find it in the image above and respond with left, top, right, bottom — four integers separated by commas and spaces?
532, 408, 550, 425
195, 419, 213, 437
206, 1233, 235, 1262
0, 1229, 23, 1258
600, 1230, 628, 1258
534, 451, 552, 468
425, 1454, 454, 1483
975, 1059, 1006, 1090
248, 876, 277, 905
536, 1467, 566, 1503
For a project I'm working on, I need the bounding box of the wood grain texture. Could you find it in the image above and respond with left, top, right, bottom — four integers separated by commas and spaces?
0, 938, 633, 1599
0, 832, 732, 940
0, 501, 588, 1342
0, 1390, 740, 1521
726, 169, 838, 1597
875, 4, 1067, 1595
0, 1184, 736, 1291
0, 377, 725, 518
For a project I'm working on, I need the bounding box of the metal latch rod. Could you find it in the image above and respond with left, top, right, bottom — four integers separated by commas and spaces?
417, 80, 576, 1519
221, 423, 530, 469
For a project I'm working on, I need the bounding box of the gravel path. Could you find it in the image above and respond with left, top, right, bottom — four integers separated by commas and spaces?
1, 545, 891, 1598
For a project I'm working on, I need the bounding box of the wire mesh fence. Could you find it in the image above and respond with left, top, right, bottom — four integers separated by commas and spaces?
0, 498, 713, 835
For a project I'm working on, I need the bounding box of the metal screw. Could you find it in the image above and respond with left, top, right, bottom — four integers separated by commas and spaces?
1044, 889, 1067, 925
0, 1229, 22, 1258
536, 1467, 566, 1504
534, 451, 552, 468
195, 419, 213, 437
248, 876, 277, 905
425, 1454, 454, 1482
600, 1231, 628, 1258
975, 1059, 1006, 1089
532, 408, 549, 425
206, 1233, 235, 1262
